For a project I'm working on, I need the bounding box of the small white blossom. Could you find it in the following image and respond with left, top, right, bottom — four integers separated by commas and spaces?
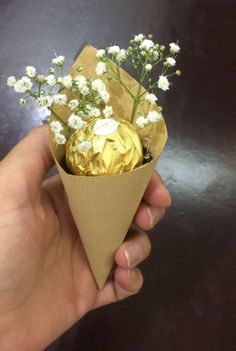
53, 94, 67, 105
96, 49, 105, 59
80, 86, 90, 96
140, 39, 154, 51
36, 75, 46, 83
169, 43, 180, 54
67, 114, 87, 129
68, 99, 79, 111
108, 45, 120, 55
134, 34, 145, 43
57, 77, 63, 84
147, 110, 161, 123
49, 67, 55, 74
52, 55, 65, 66
145, 64, 152, 72
7, 76, 17, 87
145, 93, 158, 104
99, 90, 110, 104
95, 62, 107, 76
54, 133, 66, 145
91, 79, 106, 92
74, 75, 87, 89
166, 57, 176, 67
46, 75, 57, 87
78, 141, 92, 153
26, 66, 36, 78
136, 116, 148, 128
19, 98, 26, 106
62, 75, 73, 88
50, 120, 64, 134
152, 50, 159, 61
116, 49, 126, 64
158, 75, 170, 91
36, 95, 53, 107
103, 105, 113, 118
88, 108, 101, 117
14, 77, 33, 93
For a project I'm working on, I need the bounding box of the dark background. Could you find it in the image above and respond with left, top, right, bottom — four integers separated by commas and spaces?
0, 0, 235, 350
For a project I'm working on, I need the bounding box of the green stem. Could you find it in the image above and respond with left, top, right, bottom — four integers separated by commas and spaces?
131, 83, 142, 123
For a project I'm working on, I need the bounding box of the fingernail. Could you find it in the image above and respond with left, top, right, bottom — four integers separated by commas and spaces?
147, 206, 162, 227
165, 190, 172, 207
125, 243, 143, 267
146, 206, 153, 227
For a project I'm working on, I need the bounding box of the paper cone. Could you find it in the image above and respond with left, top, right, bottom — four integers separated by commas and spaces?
49, 44, 168, 289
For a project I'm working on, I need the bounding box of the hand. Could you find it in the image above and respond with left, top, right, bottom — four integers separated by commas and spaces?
0, 125, 171, 351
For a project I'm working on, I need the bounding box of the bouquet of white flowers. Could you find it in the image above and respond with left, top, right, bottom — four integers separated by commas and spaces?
7, 34, 180, 288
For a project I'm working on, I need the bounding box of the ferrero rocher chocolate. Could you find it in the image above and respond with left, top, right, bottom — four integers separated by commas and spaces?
66, 117, 143, 176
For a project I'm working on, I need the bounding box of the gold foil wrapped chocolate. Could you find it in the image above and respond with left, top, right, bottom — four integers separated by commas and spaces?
66, 117, 143, 176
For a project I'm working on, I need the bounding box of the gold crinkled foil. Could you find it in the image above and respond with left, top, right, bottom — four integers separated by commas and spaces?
66, 117, 143, 176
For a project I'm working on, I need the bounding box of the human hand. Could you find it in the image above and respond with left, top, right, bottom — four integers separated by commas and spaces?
0, 125, 171, 351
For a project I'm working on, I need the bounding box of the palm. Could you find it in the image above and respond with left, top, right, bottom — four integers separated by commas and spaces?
0, 173, 99, 349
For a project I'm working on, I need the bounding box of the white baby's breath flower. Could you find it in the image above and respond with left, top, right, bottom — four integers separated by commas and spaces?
49, 67, 55, 74
91, 79, 106, 92
73, 75, 87, 89
116, 49, 126, 64
54, 133, 66, 145
136, 116, 148, 128
95, 62, 107, 76
7, 76, 17, 87
67, 114, 87, 129
134, 34, 145, 43
57, 77, 63, 84
103, 105, 113, 118
152, 50, 159, 61
53, 94, 67, 105
88, 108, 101, 117
166, 57, 176, 67
140, 39, 154, 51
26, 66, 36, 78
36, 75, 46, 83
19, 98, 26, 106
36, 95, 53, 107
80, 86, 90, 96
50, 120, 64, 134
108, 45, 120, 55
14, 77, 33, 93
96, 49, 105, 59
99, 90, 110, 104
62, 75, 73, 88
169, 43, 180, 54
147, 110, 161, 123
46, 75, 57, 87
145, 93, 158, 104
52, 55, 65, 66
78, 141, 92, 153
158, 75, 170, 91
68, 99, 79, 111
145, 64, 152, 72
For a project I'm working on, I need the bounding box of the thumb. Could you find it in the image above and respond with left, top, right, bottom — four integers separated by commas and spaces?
1, 125, 54, 190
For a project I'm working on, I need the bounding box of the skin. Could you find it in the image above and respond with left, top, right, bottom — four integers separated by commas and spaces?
0, 125, 171, 351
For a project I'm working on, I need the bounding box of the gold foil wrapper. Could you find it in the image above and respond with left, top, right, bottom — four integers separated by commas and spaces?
66, 117, 143, 176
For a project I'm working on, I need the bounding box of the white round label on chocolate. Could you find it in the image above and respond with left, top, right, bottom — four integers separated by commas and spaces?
94, 118, 118, 136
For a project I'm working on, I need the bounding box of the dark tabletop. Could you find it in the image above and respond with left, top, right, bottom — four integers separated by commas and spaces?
0, 0, 235, 350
